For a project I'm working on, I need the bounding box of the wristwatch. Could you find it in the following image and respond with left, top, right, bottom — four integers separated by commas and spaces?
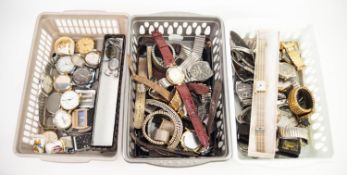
152, 43, 177, 72
180, 129, 201, 153
46, 92, 62, 114
281, 41, 305, 71
53, 109, 72, 130
133, 56, 147, 129
288, 86, 315, 116
53, 75, 72, 92
152, 31, 209, 148
76, 37, 95, 55
41, 74, 53, 95
55, 56, 75, 74
85, 51, 101, 68
60, 90, 80, 110
142, 110, 177, 146
145, 99, 183, 149
54, 36, 74, 55
72, 67, 94, 86
71, 108, 90, 130
71, 54, 86, 67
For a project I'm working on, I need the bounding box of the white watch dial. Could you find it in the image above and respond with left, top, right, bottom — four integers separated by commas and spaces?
41, 75, 53, 94
85, 52, 100, 67
56, 56, 75, 74
60, 91, 80, 110
53, 109, 72, 129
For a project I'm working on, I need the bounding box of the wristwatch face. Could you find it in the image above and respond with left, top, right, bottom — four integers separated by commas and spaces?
180, 130, 201, 152
53, 75, 71, 92
55, 56, 75, 74
46, 92, 62, 114
76, 37, 95, 55
72, 109, 88, 129
166, 67, 185, 85
186, 61, 213, 82
73, 67, 93, 85
53, 109, 72, 129
60, 91, 80, 110
41, 75, 53, 94
85, 51, 100, 67
71, 54, 85, 67
54, 36, 75, 55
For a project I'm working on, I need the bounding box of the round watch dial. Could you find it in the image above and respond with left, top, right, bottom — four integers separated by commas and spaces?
54, 36, 75, 55
53, 75, 72, 92
85, 51, 101, 68
53, 109, 72, 130
71, 54, 85, 67
180, 130, 201, 152
46, 92, 62, 114
55, 56, 75, 74
73, 67, 93, 85
60, 90, 80, 110
76, 37, 95, 55
41, 75, 53, 94
166, 67, 185, 85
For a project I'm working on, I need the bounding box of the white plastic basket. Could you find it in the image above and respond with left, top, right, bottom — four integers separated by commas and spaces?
225, 19, 333, 163
13, 11, 129, 162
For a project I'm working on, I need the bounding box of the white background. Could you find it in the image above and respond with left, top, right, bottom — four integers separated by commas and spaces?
0, 0, 346, 174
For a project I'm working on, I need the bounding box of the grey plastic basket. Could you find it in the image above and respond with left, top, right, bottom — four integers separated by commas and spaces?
122, 12, 232, 167
13, 11, 129, 162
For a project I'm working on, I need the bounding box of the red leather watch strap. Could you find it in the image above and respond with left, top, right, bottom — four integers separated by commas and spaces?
152, 31, 175, 67
187, 83, 210, 95
176, 84, 209, 148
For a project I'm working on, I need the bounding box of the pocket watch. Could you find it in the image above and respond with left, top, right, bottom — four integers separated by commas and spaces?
53, 75, 72, 92
46, 92, 62, 114
60, 90, 80, 110
76, 37, 95, 55
41, 75, 53, 95
72, 67, 94, 85
55, 56, 75, 74
54, 36, 75, 55
71, 54, 85, 67
53, 109, 72, 130
85, 51, 101, 68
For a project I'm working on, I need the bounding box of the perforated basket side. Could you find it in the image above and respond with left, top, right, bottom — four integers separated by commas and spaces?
14, 12, 129, 162
122, 13, 232, 167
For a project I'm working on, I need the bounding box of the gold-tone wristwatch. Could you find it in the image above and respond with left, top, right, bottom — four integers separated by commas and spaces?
288, 86, 315, 116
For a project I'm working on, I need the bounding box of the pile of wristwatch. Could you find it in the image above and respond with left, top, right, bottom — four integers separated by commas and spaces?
129, 31, 222, 157
32, 36, 106, 154
231, 31, 315, 157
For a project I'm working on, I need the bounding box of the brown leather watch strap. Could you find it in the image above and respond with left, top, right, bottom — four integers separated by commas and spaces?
207, 80, 223, 135
152, 31, 175, 67
187, 83, 210, 95
132, 75, 171, 102
176, 84, 209, 148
